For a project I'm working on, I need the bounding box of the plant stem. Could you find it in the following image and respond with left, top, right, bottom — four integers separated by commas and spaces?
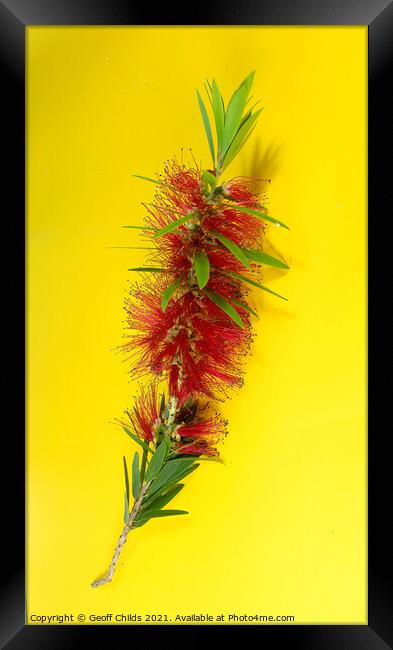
91, 481, 150, 588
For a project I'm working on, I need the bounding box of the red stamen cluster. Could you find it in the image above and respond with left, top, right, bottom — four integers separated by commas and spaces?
117, 382, 226, 457
122, 161, 268, 410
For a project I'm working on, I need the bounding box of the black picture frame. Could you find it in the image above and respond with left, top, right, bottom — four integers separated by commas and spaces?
1, 0, 385, 647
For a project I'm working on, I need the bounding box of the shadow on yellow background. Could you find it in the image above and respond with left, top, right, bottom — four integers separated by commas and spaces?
27, 26, 367, 624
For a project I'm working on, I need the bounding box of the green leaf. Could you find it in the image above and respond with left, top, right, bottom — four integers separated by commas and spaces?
140, 448, 148, 485
224, 270, 288, 301
154, 213, 198, 238
211, 80, 225, 156
124, 492, 130, 525
163, 435, 172, 459
234, 206, 290, 230
122, 225, 156, 231
141, 509, 188, 519
133, 174, 165, 185
221, 83, 250, 159
161, 276, 182, 312
239, 100, 261, 128
142, 483, 184, 511
222, 108, 262, 170
204, 288, 245, 329
221, 124, 258, 173
193, 251, 210, 289
243, 248, 290, 270
204, 80, 213, 109
135, 509, 189, 526
132, 451, 141, 499
241, 70, 256, 97
148, 459, 198, 498
123, 456, 130, 505
213, 231, 250, 269
229, 297, 259, 319
128, 267, 164, 273
160, 464, 199, 492
123, 427, 153, 455
145, 440, 168, 482
197, 90, 215, 166
201, 169, 217, 189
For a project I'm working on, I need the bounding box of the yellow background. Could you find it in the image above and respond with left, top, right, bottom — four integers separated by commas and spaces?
27, 27, 367, 624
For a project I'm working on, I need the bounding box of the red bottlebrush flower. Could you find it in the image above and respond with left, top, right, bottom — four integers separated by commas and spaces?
203, 206, 264, 250
177, 420, 221, 439
122, 274, 252, 402
177, 441, 218, 457
173, 398, 227, 457
143, 161, 208, 234
222, 177, 261, 206
117, 384, 226, 457
118, 382, 160, 443
137, 163, 268, 283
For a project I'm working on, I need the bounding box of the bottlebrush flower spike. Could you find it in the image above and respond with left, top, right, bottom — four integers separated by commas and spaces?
91, 71, 290, 588
122, 275, 252, 401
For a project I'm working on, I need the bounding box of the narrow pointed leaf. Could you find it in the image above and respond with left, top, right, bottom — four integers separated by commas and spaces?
193, 251, 210, 289
122, 225, 156, 231
123, 456, 130, 505
165, 457, 197, 467
229, 297, 259, 319
220, 72, 254, 158
140, 448, 148, 485
243, 248, 289, 269
234, 206, 290, 230
224, 270, 288, 301
145, 440, 168, 482
204, 288, 245, 329
222, 108, 262, 168
142, 483, 184, 511
225, 71, 254, 120
128, 267, 164, 273
141, 509, 188, 519
132, 451, 141, 499
239, 100, 261, 128
211, 80, 225, 155
123, 427, 153, 454
221, 84, 249, 157
135, 509, 189, 526
161, 276, 182, 312
159, 464, 199, 493
148, 459, 198, 497
213, 231, 250, 268
162, 435, 172, 459
197, 90, 215, 166
133, 174, 166, 186
124, 492, 130, 525
154, 213, 198, 238
239, 70, 255, 98
204, 80, 213, 110
221, 124, 257, 172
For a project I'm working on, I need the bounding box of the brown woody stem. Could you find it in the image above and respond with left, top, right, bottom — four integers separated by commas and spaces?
91, 481, 150, 588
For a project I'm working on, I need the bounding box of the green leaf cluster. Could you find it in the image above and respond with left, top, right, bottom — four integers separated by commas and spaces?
131, 445, 200, 528
197, 72, 262, 176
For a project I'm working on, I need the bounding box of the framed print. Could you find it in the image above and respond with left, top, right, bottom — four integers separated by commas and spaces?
1, 1, 389, 647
